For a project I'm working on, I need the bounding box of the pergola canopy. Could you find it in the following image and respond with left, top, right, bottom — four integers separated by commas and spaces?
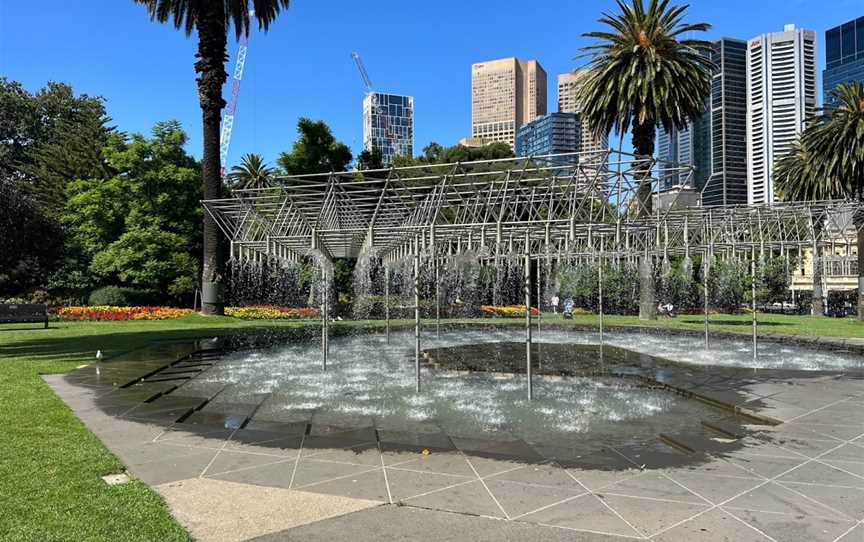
203, 150, 861, 262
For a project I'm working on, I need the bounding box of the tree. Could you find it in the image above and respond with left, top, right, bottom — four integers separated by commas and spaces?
66, 121, 202, 303
0, 79, 112, 298
774, 82, 864, 319
277, 118, 352, 175
577, 0, 713, 319
134, 0, 291, 315
356, 147, 384, 171
229, 153, 274, 189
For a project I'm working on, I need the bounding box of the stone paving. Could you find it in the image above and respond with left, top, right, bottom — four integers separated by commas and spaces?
44, 336, 864, 542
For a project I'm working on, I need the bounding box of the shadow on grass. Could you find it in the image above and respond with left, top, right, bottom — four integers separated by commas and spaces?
680, 319, 788, 327
1, 324, 316, 364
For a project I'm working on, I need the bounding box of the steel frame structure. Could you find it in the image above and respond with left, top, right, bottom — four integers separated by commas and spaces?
203, 150, 861, 264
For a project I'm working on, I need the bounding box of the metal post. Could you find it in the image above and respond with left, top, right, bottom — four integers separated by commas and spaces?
384, 264, 390, 344
703, 251, 710, 348
322, 271, 328, 370
524, 231, 533, 401
435, 256, 440, 338
414, 251, 421, 393
751, 247, 758, 360
598, 257, 604, 344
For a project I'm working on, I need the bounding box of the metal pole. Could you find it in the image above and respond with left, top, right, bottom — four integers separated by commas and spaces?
414, 251, 421, 393
598, 257, 604, 344
385, 264, 390, 344
322, 271, 328, 370
435, 257, 440, 338
751, 247, 758, 360
525, 231, 533, 401
703, 252, 710, 348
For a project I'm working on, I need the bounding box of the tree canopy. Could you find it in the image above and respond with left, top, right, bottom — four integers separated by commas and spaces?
277, 118, 353, 175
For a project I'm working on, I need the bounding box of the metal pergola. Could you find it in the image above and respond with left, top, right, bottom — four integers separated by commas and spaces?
203, 150, 862, 399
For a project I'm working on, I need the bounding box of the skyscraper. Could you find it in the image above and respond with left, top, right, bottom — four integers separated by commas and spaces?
471, 57, 547, 148
515, 112, 580, 157
746, 25, 817, 205
702, 38, 749, 207
557, 71, 609, 158
363, 92, 413, 166
824, 17, 864, 108
656, 118, 711, 192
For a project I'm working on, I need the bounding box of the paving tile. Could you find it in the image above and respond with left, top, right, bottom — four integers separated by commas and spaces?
733, 509, 856, 542
128, 449, 218, 486
404, 480, 507, 519
664, 472, 765, 505
779, 482, 864, 521
484, 478, 584, 518
485, 462, 582, 490
662, 456, 760, 479
291, 459, 378, 488
834, 524, 864, 542
301, 444, 382, 466
202, 450, 293, 477
599, 493, 709, 537
792, 408, 864, 426
223, 435, 303, 457
207, 458, 297, 489
788, 423, 864, 441
722, 454, 806, 479
464, 456, 533, 478
724, 482, 847, 519
384, 467, 472, 502
154, 427, 234, 449
300, 468, 388, 502
761, 436, 843, 458
777, 461, 864, 488
384, 452, 475, 476
602, 473, 707, 504
824, 459, 864, 478
517, 493, 641, 538
652, 507, 773, 542
820, 443, 864, 463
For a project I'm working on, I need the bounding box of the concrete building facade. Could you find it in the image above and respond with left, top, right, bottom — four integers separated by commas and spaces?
746, 25, 817, 205
471, 58, 547, 148
363, 92, 414, 166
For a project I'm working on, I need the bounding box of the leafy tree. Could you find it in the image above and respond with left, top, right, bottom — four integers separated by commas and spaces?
229, 153, 274, 189
134, 0, 291, 315
577, 0, 713, 319
66, 121, 201, 302
277, 118, 352, 175
775, 82, 864, 319
356, 147, 384, 171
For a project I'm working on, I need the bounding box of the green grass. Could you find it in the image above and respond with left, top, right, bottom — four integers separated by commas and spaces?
0, 311, 859, 540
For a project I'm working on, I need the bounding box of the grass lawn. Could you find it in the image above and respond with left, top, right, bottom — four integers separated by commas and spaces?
0, 311, 860, 541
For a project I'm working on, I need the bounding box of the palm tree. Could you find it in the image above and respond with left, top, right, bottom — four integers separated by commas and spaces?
775, 144, 832, 316
775, 82, 864, 319
134, 0, 290, 315
229, 153, 274, 189
576, 0, 713, 319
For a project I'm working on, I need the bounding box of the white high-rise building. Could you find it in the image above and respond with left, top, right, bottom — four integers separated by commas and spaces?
746, 24, 817, 204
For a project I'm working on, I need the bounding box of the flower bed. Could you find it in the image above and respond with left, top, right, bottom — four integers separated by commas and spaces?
224, 305, 320, 320
58, 306, 193, 321
480, 305, 540, 317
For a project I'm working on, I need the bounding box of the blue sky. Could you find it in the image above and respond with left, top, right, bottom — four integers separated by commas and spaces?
1, 1, 861, 167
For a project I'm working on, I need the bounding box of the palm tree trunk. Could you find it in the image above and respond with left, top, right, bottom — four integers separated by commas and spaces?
195, 5, 228, 315
811, 218, 824, 317
633, 121, 657, 320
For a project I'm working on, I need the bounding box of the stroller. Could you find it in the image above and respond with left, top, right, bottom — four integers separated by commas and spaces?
562, 297, 575, 319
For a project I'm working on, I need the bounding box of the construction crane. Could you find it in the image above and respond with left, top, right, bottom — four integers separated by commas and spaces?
220, 27, 251, 177
351, 52, 400, 158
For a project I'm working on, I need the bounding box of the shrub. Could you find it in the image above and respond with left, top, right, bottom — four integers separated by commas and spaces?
224, 305, 320, 320
88, 286, 159, 307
